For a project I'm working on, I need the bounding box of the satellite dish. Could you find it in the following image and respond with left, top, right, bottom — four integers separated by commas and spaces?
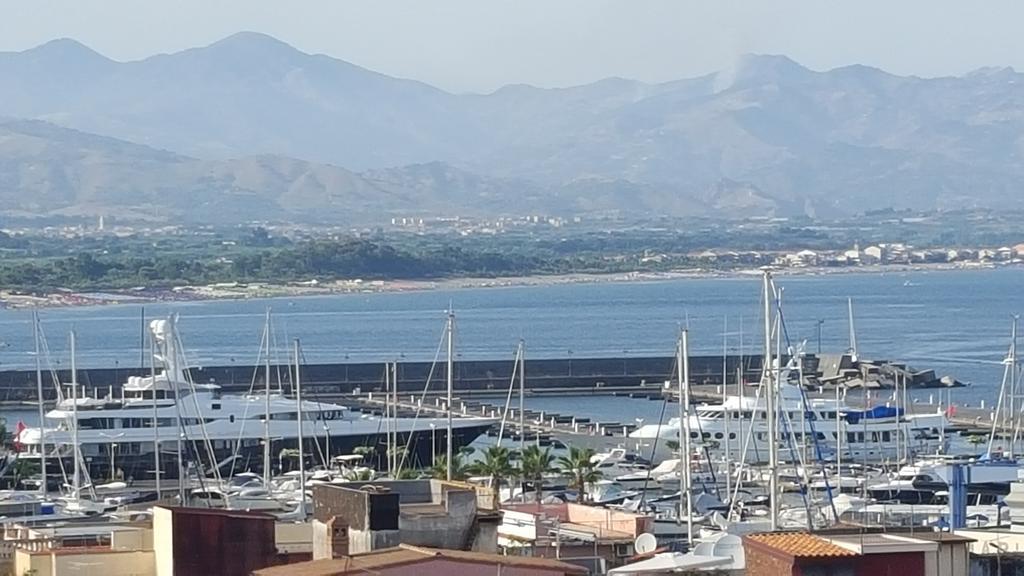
634, 533, 657, 555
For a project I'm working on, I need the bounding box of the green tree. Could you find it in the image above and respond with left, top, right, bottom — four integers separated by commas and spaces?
430, 452, 471, 481
520, 445, 556, 503
470, 446, 517, 507
557, 447, 602, 501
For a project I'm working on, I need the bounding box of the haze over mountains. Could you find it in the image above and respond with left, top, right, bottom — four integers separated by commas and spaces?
2, 31, 1023, 224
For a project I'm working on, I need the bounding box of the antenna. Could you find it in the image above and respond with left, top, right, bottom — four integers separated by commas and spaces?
634, 533, 657, 555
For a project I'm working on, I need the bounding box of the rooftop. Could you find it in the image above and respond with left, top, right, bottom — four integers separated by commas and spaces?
745, 532, 858, 558
826, 533, 938, 555
156, 505, 275, 521
253, 544, 588, 576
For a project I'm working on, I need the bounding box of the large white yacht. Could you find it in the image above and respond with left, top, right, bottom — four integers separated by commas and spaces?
15, 318, 496, 480
630, 383, 948, 464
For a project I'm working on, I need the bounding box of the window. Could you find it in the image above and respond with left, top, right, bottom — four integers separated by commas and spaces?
714, 432, 723, 440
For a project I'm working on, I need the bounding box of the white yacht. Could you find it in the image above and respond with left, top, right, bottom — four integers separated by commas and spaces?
630, 383, 948, 464
15, 318, 496, 481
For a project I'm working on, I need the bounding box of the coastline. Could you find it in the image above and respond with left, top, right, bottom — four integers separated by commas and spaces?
0, 260, 1007, 310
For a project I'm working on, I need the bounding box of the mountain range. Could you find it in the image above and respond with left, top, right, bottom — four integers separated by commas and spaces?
2, 31, 1024, 224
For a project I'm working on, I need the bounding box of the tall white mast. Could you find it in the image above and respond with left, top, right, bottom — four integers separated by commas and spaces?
678, 330, 693, 545
991, 317, 1019, 455
519, 339, 526, 454
151, 331, 161, 498
33, 311, 47, 495
70, 330, 80, 501
446, 308, 455, 481
294, 339, 306, 516
384, 361, 392, 474
722, 317, 731, 499
763, 270, 779, 531
263, 308, 272, 485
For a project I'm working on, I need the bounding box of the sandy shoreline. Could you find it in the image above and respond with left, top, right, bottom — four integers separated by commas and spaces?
0, 261, 1006, 309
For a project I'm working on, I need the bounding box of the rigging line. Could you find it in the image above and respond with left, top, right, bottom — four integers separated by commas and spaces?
228, 324, 269, 478
394, 322, 449, 476
35, 320, 71, 487
496, 345, 521, 445
295, 345, 328, 468
638, 392, 670, 508
728, 376, 766, 520
295, 343, 331, 467
175, 321, 224, 488
772, 286, 839, 523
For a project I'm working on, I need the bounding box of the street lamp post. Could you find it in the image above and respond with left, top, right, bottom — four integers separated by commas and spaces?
817, 319, 825, 355
99, 432, 125, 481
429, 423, 437, 460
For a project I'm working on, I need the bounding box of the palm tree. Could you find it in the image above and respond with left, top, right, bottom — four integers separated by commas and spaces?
470, 446, 517, 508
520, 445, 556, 502
557, 447, 602, 501
429, 452, 471, 481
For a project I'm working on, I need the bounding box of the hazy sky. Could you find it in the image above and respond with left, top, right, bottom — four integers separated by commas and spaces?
2, 0, 1022, 93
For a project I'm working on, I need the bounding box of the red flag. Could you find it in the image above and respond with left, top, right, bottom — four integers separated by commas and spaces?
946, 405, 957, 418
12, 420, 26, 452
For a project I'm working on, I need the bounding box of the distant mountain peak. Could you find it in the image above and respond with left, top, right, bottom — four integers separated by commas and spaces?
967, 65, 1019, 79
16, 37, 112, 65
714, 53, 810, 91
202, 31, 305, 58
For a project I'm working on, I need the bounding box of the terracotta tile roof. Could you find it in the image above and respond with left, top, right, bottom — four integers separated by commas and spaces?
746, 532, 859, 558
254, 544, 588, 575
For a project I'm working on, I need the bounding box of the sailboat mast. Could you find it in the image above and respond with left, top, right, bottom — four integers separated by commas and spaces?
763, 270, 779, 531
678, 330, 694, 545
295, 339, 306, 515
519, 339, 526, 453
1011, 316, 1019, 455
384, 362, 391, 474
263, 308, 272, 485
446, 309, 455, 481
722, 317, 731, 498
33, 311, 47, 495
70, 330, 80, 501
836, 384, 842, 479
151, 330, 161, 498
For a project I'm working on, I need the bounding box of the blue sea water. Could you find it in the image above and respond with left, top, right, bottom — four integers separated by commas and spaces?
1, 267, 1022, 421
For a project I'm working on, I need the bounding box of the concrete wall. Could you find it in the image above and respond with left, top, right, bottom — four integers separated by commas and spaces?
16, 549, 154, 576
153, 507, 174, 576
400, 489, 477, 549
275, 522, 313, 555
565, 504, 650, 537
110, 527, 152, 552
924, 542, 968, 576
371, 558, 571, 576
347, 528, 400, 555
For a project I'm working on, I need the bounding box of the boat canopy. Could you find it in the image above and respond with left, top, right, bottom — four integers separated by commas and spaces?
843, 406, 903, 424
